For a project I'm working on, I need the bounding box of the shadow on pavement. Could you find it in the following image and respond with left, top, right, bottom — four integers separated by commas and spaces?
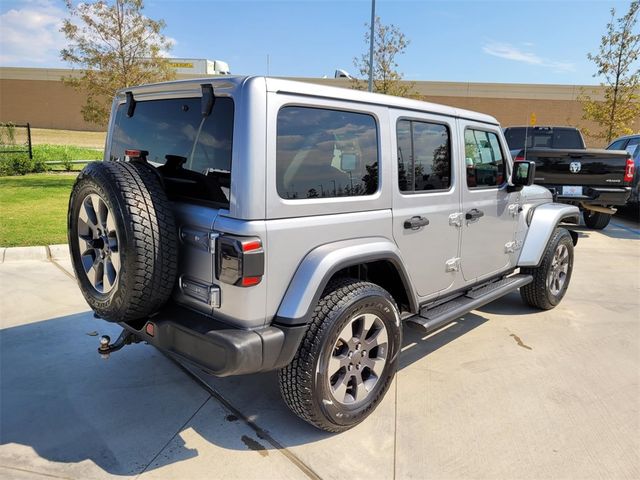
0, 312, 215, 476
0, 292, 538, 476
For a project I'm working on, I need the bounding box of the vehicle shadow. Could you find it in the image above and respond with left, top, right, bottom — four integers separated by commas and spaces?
0, 312, 211, 476
0, 308, 496, 476
573, 223, 639, 241
476, 290, 539, 316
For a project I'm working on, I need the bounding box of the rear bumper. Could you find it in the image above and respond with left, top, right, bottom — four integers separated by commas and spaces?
119, 304, 307, 377
546, 186, 631, 206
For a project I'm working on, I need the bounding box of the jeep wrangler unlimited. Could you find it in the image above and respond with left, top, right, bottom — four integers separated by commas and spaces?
68, 77, 579, 432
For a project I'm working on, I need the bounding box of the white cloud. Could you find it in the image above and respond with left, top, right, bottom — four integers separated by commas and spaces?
0, 0, 66, 66
482, 41, 575, 73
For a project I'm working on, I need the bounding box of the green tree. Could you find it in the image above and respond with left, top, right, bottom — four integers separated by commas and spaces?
352, 16, 416, 97
60, 0, 175, 126
581, 1, 640, 142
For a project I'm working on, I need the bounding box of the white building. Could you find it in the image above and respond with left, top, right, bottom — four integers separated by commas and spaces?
167, 58, 231, 75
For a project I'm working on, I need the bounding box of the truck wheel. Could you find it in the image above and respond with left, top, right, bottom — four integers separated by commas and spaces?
68, 161, 178, 322
278, 278, 402, 432
520, 228, 574, 310
583, 210, 611, 230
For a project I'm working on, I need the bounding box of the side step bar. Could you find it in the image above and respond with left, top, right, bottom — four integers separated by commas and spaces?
405, 274, 533, 334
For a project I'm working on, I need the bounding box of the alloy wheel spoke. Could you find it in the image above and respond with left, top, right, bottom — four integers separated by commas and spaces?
328, 353, 348, 377
352, 372, 366, 402
106, 210, 117, 236
365, 325, 388, 349
363, 356, 385, 376
337, 322, 355, 345
331, 373, 351, 402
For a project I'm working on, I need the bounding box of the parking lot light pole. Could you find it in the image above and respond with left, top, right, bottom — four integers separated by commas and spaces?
368, 0, 375, 92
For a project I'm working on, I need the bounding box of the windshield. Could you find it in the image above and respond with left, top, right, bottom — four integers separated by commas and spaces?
110, 96, 234, 206
504, 127, 583, 150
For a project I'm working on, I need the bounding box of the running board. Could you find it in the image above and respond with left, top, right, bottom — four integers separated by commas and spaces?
405, 274, 533, 334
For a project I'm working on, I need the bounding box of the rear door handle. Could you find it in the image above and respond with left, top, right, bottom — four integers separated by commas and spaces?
404, 216, 430, 230
465, 209, 484, 221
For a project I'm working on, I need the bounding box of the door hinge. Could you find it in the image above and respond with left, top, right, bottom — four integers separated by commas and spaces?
445, 257, 461, 272
508, 204, 522, 217
504, 240, 523, 253
208, 232, 220, 253
448, 212, 464, 228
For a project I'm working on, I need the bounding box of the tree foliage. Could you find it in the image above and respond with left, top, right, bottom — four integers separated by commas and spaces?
581, 1, 640, 142
352, 16, 416, 97
61, 0, 175, 126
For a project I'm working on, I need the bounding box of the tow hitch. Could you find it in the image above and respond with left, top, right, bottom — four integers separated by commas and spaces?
98, 329, 141, 359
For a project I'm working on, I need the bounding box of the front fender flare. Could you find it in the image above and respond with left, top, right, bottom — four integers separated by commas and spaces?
274, 237, 417, 326
518, 203, 579, 267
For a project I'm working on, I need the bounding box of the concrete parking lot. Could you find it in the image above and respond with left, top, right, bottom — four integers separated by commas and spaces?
1, 216, 638, 480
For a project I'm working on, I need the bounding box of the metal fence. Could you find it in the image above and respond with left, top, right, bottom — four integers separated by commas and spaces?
0, 123, 33, 159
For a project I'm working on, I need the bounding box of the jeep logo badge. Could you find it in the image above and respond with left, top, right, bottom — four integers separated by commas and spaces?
569, 161, 581, 173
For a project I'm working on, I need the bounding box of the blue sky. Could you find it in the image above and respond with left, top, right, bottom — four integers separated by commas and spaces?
0, 0, 635, 85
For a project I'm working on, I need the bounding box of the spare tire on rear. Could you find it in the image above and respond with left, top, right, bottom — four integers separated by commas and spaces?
68, 161, 178, 322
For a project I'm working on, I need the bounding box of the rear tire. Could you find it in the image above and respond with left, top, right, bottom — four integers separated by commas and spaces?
278, 278, 402, 432
520, 228, 574, 310
68, 161, 178, 322
583, 210, 611, 230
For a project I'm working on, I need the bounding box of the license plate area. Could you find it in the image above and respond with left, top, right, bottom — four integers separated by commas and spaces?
562, 186, 583, 196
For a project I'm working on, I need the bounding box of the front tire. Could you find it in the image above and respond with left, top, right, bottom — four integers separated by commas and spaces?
520, 228, 574, 310
583, 210, 611, 230
278, 278, 402, 432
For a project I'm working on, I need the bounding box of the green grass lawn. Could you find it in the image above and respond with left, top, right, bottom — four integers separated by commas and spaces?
32, 144, 103, 162
0, 174, 77, 247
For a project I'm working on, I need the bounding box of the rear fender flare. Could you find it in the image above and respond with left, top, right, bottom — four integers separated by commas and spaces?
274, 237, 418, 326
518, 203, 580, 267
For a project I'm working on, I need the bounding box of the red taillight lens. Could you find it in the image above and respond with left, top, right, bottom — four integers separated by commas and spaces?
241, 276, 261, 287
514, 154, 525, 161
145, 322, 155, 336
242, 240, 262, 252
624, 157, 635, 183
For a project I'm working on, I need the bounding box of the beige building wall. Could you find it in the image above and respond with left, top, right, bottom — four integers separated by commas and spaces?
1, 67, 635, 148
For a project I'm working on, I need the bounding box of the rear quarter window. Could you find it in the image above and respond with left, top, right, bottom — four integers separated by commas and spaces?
276, 106, 379, 199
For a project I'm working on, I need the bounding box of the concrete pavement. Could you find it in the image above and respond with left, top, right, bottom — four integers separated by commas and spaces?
0, 217, 638, 479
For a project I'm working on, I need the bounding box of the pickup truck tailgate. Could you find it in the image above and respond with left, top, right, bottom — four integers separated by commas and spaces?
528, 148, 630, 187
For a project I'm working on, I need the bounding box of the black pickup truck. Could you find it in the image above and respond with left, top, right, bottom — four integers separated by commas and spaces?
504, 126, 635, 229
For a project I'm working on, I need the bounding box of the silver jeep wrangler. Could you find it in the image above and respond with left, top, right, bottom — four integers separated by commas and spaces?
68, 77, 579, 432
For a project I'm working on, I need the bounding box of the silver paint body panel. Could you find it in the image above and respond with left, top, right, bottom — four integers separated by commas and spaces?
103, 76, 574, 329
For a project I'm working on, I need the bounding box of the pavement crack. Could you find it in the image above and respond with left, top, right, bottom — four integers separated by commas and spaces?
170, 357, 322, 480
45, 245, 76, 281
135, 395, 211, 479
0, 465, 74, 479
393, 369, 399, 480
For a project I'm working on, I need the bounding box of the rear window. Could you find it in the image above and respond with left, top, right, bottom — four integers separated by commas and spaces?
504, 127, 583, 150
276, 106, 379, 199
110, 96, 234, 206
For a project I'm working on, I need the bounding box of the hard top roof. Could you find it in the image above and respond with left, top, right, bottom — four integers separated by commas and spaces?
120, 75, 500, 125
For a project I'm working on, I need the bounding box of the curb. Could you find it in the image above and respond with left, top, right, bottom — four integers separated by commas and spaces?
1, 244, 69, 263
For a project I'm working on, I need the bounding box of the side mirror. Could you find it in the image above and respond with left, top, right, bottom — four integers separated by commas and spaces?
508, 161, 536, 192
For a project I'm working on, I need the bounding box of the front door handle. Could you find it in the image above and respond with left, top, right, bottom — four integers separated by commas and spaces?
465, 209, 484, 221
404, 215, 430, 230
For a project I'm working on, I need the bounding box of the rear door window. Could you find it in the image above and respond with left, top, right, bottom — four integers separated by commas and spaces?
110, 96, 234, 206
276, 106, 378, 199
397, 119, 451, 192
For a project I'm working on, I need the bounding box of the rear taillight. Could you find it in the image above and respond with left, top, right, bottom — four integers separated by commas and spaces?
216, 236, 264, 287
624, 157, 635, 183
514, 154, 525, 161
